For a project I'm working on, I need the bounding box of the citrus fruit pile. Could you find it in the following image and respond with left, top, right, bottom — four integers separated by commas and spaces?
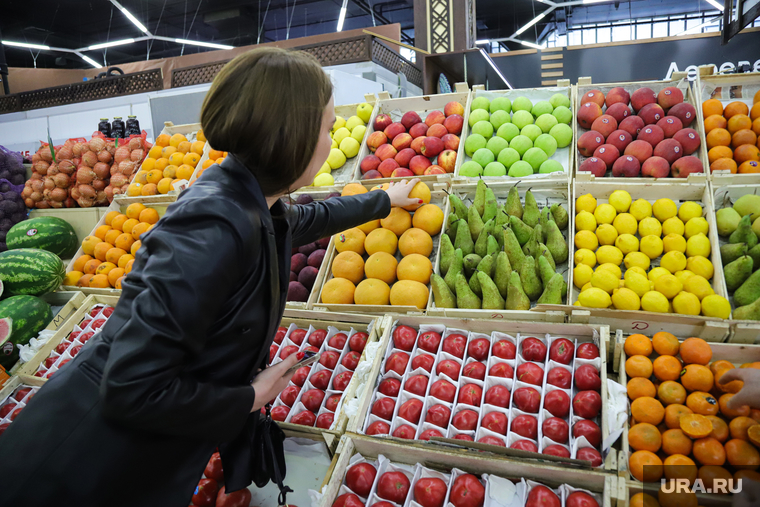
573, 190, 731, 318
703, 93, 760, 174
314, 102, 373, 187
624, 333, 760, 485
65, 203, 160, 288
320, 182, 443, 309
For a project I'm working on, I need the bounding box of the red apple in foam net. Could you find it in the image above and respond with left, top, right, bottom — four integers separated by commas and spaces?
577, 131, 605, 158
443, 114, 464, 135
401, 111, 422, 130
656, 116, 683, 138
641, 156, 670, 178
409, 123, 429, 139
606, 102, 631, 124
671, 156, 703, 178
437, 150, 457, 173
442, 134, 460, 152
579, 157, 607, 177
378, 158, 400, 177
392, 133, 413, 151
367, 131, 387, 152
373, 114, 392, 132
673, 128, 700, 154
421, 137, 444, 158
426, 124, 449, 139
384, 122, 406, 140
392, 168, 414, 178
619, 115, 645, 137
445, 101, 465, 117
425, 110, 445, 126
360, 155, 382, 174
375, 144, 398, 161
409, 155, 432, 175
590, 115, 617, 139
424, 165, 446, 175
395, 148, 416, 168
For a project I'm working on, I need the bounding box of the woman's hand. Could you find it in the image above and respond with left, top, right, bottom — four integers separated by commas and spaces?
716, 367, 760, 410
250, 353, 299, 412
385, 178, 422, 209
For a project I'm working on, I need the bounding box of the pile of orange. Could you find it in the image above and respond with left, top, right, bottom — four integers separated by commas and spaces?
703, 92, 760, 174
320, 182, 443, 309
64, 203, 160, 289
624, 331, 760, 496
194, 147, 227, 181
127, 130, 209, 196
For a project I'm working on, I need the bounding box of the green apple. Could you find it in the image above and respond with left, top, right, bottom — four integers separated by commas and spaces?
508, 160, 534, 177
549, 123, 573, 148
490, 110, 511, 130
346, 115, 364, 131
539, 160, 565, 174
549, 93, 571, 109
490, 97, 511, 113
484, 162, 507, 176
509, 135, 533, 157
471, 96, 491, 111
512, 110, 534, 130
523, 147, 548, 171
340, 137, 361, 158
512, 96, 533, 112
534, 133, 558, 157
531, 101, 553, 118
521, 124, 542, 142
552, 106, 573, 124
356, 102, 373, 123
496, 123, 520, 142
472, 148, 495, 168
351, 125, 367, 143
497, 147, 520, 168
468, 109, 490, 127
486, 136, 509, 157
333, 127, 351, 145
465, 133, 487, 156
460, 160, 483, 176
472, 120, 494, 139
535, 114, 558, 134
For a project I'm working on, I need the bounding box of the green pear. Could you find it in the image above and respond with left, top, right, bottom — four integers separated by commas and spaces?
509, 215, 534, 245
455, 218, 474, 255
463, 253, 483, 278
473, 179, 487, 217
538, 246, 556, 271
733, 269, 760, 307
444, 248, 464, 293
725, 255, 754, 292
446, 214, 459, 241
753, 216, 760, 240
523, 189, 540, 227
537, 273, 565, 305
483, 187, 498, 223
439, 234, 455, 276
449, 194, 469, 219
716, 207, 741, 237
505, 184, 523, 219
477, 254, 495, 279
539, 207, 552, 242
469, 270, 483, 297
494, 251, 512, 299
504, 226, 525, 273
487, 236, 500, 256
749, 243, 760, 271
733, 194, 760, 221
720, 243, 748, 266
474, 228, 489, 258
495, 209, 510, 231
522, 224, 542, 258
478, 271, 505, 310
550, 203, 569, 230
519, 255, 543, 301
545, 219, 569, 263
729, 215, 758, 249
431, 273, 456, 308
455, 272, 482, 309
506, 271, 531, 310
468, 206, 485, 242
733, 297, 760, 321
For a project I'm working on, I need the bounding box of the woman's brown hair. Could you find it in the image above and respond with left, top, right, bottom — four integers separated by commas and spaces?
200, 47, 333, 196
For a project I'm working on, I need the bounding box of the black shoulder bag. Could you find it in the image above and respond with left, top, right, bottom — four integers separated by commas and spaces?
250, 404, 293, 506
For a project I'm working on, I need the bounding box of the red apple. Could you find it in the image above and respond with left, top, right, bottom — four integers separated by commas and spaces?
401, 111, 422, 130
489, 362, 514, 378
367, 131, 388, 152
437, 149, 457, 173
444, 101, 465, 117
362, 170, 382, 180
411, 136, 426, 154
394, 148, 416, 168
384, 122, 406, 140
373, 114, 392, 132
423, 165, 446, 175
392, 133, 413, 151
544, 389, 570, 418
443, 114, 464, 135
378, 159, 400, 178
641, 156, 670, 178
426, 124, 448, 138
542, 417, 569, 443
575, 364, 602, 391
510, 440, 538, 452
441, 134, 460, 152
375, 143, 398, 161
409, 122, 429, 139
671, 155, 703, 178
409, 155, 432, 175
360, 155, 382, 174
576, 343, 599, 359
421, 137, 444, 158
425, 110, 445, 127
391, 168, 414, 178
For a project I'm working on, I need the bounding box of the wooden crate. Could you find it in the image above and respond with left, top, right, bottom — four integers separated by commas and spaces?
574, 74, 708, 185
560, 179, 731, 340
426, 180, 571, 322
347, 315, 619, 472
617, 339, 760, 483
348, 85, 471, 186
619, 478, 731, 507
452, 81, 573, 185
318, 434, 617, 507
312, 184, 450, 315
695, 66, 760, 186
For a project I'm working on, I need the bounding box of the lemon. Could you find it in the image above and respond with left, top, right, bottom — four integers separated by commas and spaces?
590, 269, 619, 294
581, 282, 593, 292
575, 230, 599, 251
684, 217, 709, 239
313, 172, 335, 186
597, 262, 622, 279
660, 251, 687, 273
339, 137, 361, 158
648, 266, 672, 282
627, 266, 648, 278
672, 291, 702, 315
630, 199, 653, 221
574, 301, 582, 306
701, 294, 731, 319
625, 252, 651, 271
653, 198, 678, 222
615, 233, 639, 254
612, 213, 638, 235
332, 116, 346, 133
609, 190, 632, 213
662, 217, 685, 236
596, 224, 618, 245
345, 115, 364, 131
686, 233, 711, 258
654, 274, 683, 299
683, 274, 714, 300
332, 127, 351, 145
576, 193, 597, 214
597, 245, 623, 266
687, 256, 714, 280
640, 235, 664, 259
317, 162, 332, 176
573, 264, 594, 288
594, 203, 617, 225
663, 233, 687, 254
641, 291, 670, 313
574, 248, 597, 267
638, 217, 663, 238
327, 148, 347, 169
577, 287, 612, 308
331, 138, 338, 149
351, 125, 367, 143
678, 201, 703, 223
625, 270, 651, 297
612, 287, 641, 310
674, 270, 695, 284
576, 211, 597, 231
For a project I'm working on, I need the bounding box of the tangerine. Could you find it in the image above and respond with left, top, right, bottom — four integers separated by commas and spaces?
727, 114, 752, 135
719, 393, 750, 419
680, 337, 712, 365
724, 101, 750, 119
654, 355, 682, 382
739, 160, 760, 173
663, 454, 697, 484
628, 377, 657, 400
626, 354, 654, 378
748, 424, 760, 447
706, 128, 731, 149
729, 416, 760, 441
725, 438, 760, 470
707, 415, 730, 443
665, 404, 693, 429
658, 380, 687, 405
704, 113, 727, 133
680, 364, 714, 392
702, 99, 724, 118
632, 397, 665, 425
708, 145, 733, 164
692, 437, 726, 466
686, 391, 719, 416
653, 331, 679, 356
735, 144, 760, 165
733, 128, 758, 148
710, 360, 734, 375
711, 158, 738, 174
625, 333, 654, 356
735, 469, 760, 482
680, 413, 713, 438
331, 251, 366, 285
629, 450, 663, 482
698, 465, 733, 492
364, 252, 398, 285
629, 422, 663, 452
629, 492, 659, 507
662, 428, 693, 456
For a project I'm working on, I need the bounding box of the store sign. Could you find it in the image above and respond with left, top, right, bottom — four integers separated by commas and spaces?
666, 59, 760, 81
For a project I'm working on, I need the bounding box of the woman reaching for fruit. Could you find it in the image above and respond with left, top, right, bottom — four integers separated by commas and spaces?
0, 47, 420, 506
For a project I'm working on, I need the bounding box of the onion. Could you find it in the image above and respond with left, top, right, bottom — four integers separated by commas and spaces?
95, 190, 108, 205
93, 162, 110, 179
21, 186, 33, 198
50, 188, 67, 202
89, 137, 106, 152
43, 177, 56, 191
47, 164, 60, 176
30, 191, 42, 201
82, 151, 98, 167
97, 150, 113, 164
31, 180, 44, 193
105, 185, 115, 201
72, 157, 81, 167
110, 173, 128, 187
76, 196, 95, 208
30, 173, 42, 181
120, 183, 130, 193
128, 137, 143, 151
69, 186, 81, 200
130, 149, 145, 162
76, 167, 96, 184
49, 200, 63, 209
35, 200, 50, 209
64, 197, 76, 208
58, 160, 75, 175
92, 179, 106, 191
33, 161, 49, 174
78, 184, 96, 198
72, 143, 83, 157
57, 146, 73, 160
39, 148, 53, 163
54, 173, 70, 188
110, 164, 120, 176
119, 161, 136, 175
32, 153, 41, 164
114, 146, 130, 164
24, 198, 35, 208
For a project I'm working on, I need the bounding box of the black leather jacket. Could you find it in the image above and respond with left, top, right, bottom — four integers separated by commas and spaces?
0, 155, 391, 506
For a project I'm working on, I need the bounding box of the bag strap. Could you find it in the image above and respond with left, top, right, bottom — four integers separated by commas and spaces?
264, 405, 294, 506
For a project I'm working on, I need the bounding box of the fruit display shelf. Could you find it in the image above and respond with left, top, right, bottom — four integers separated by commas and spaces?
346, 316, 621, 473
316, 434, 618, 507
573, 75, 708, 185
695, 67, 760, 186
616, 334, 760, 486
427, 180, 572, 321
454, 82, 573, 184
559, 179, 731, 339
350, 86, 472, 186
0, 376, 41, 436
621, 479, 731, 507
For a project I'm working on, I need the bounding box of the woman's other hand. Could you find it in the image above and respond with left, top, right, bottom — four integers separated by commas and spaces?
385, 178, 422, 209
250, 353, 299, 412
717, 367, 760, 410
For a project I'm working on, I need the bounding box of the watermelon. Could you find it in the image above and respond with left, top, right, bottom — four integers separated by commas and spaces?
7, 216, 78, 259
0, 295, 53, 368
0, 248, 65, 296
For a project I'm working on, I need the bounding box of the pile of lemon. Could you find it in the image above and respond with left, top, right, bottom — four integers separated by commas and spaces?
313, 102, 374, 187
127, 131, 207, 196
573, 190, 731, 319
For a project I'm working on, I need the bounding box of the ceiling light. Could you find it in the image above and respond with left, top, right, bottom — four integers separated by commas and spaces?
582, 0, 612, 4
175, 38, 234, 50
79, 54, 103, 68
336, 0, 349, 32
110, 0, 151, 34
518, 40, 545, 50
515, 12, 547, 36
88, 38, 135, 50
703, 0, 725, 11
2, 40, 50, 50
475, 40, 490, 44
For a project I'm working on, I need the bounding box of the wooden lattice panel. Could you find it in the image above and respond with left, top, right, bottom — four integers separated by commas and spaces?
171, 60, 230, 88
297, 36, 370, 66
370, 39, 423, 88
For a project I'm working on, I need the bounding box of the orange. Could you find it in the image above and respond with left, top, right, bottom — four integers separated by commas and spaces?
104, 210, 120, 226
380, 207, 412, 236
321, 278, 356, 304
159, 162, 174, 176
702, 99, 724, 118
412, 204, 444, 236
708, 145, 733, 164
739, 160, 760, 173
629, 450, 663, 482
121, 219, 139, 236
632, 397, 665, 425
154, 158, 170, 171
679, 337, 712, 365
658, 380, 687, 405
727, 114, 752, 135
629, 493, 659, 507
748, 424, 760, 447
141, 183, 158, 196
126, 183, 142, 197
742, 362, 760, 369
93, 242, 112, 262
654, 355, 682, 382
196, 129, 206, 143
155, 133, 171, 147
131, 222, 151, 241
710, 360, 734, 375
105, 247, 127, 265
175, 164, 194, 180
63, 271, 83, 287
680, 413, 713, 438
81, 236, 102, 256
680, 364, 714, 392
371, 183, 390, 192
662, 429, 693, 456
398, 228, 433, 257
341, 183, 368, 197
396, 254, 433, 284
94, 225, 112, 240
693, 437, 726, 466
208, 149, 224, 161
725, 101, 750, 119
146, 169, 163, 184
331, 251, 366, 285
629, 422, 662, 452
364, 252, 398, 285
126, 203, 146, 219
753, 102, 760, 120
698, 465, 733, 491
752, 408, 760, 422
201, 158, 214, 170
77, 274, 94, 287
176, 140, 191, 154
735, 469, 760, 482
354, 279, 391, 305
130, 240, 141, 256
725, 438, 760, 470
711, 158, 738, 174
733, 128, 758, 148
110, 214, 128, 232
364, 228, 398, 256
626, 355, 654, 378
142, 158, 156, 172
157, 178, 173, 194
719, 393, 750, 419
706, 415, 730, 443
686, 391, 719, 416
628, 377, 657, 400
182, 152, 200, 167
115, 233, 135, 252
334, 228, 366, 255
704, 113, 727, 133
665, 404, 693, 429
168, 151, 185, 167
104, 229, 121, 246
161, 146, 177, 159
148, 145, 163, 159
72, 255, 93, 272
95, 262, 116, 276
735, 144, 760, 164
653, 331, 679, 356
404, 182, 432, 211
115, 276, 125, 289
125, 259, 135, 274
138, 208, 159, 225
729, 416, 760, 441
357, 219, 380, 235
625, 333, 653, 356
663, 454, 697, 484
754, 117, 760, 136
83, 259, 102, 275
169, 133, 187, 148
706, 128, 731, 149
191, 141, 205, 155
118, 254, 134, 269
389, 280, 429, 309
89, 274, 110, 289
